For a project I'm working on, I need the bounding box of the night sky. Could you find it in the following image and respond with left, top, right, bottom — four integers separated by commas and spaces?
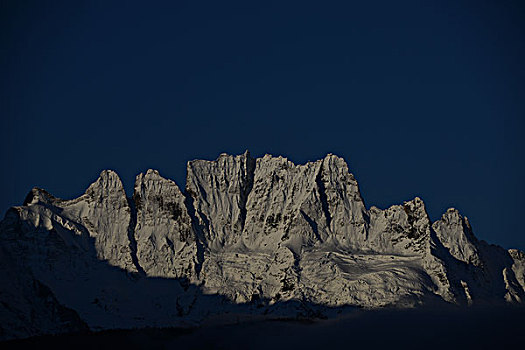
1, 1, 524, 249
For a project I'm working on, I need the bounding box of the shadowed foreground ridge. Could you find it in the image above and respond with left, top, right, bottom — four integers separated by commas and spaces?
1, 152, 524, 341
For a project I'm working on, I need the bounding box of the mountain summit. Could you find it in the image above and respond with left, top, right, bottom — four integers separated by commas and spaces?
1, 152, 524, 340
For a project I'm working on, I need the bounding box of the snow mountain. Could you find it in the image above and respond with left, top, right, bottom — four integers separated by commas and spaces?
1, 151, 524, 340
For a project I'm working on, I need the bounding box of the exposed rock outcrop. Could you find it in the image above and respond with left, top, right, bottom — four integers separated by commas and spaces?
1, 152, 523, 340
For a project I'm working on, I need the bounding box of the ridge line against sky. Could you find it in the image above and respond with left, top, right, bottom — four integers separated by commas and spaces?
1, 0, 524, 250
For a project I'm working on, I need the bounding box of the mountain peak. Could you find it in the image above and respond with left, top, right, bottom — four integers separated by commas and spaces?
23, 187, 56, 206
1, 151, 524, 341
145, 168, 160, 176
98, 169, 120, 180
86, 169, 125, 194
137, 169, 176, 184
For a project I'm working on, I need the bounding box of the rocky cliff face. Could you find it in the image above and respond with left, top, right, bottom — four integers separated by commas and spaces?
133, 169, 197, 280
1, 152, 524, 340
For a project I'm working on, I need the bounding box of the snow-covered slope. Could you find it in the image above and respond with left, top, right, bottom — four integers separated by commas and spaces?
1, 152, 524, 340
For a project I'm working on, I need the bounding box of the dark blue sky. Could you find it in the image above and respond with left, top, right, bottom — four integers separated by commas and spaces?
1, 1, 524, 249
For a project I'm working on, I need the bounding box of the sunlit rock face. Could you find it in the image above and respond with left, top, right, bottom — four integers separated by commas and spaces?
1, 152, 524, 340
133, 169, 198, 281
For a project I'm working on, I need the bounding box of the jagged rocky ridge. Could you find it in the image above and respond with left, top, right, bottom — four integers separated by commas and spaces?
1, 152, 524, 340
